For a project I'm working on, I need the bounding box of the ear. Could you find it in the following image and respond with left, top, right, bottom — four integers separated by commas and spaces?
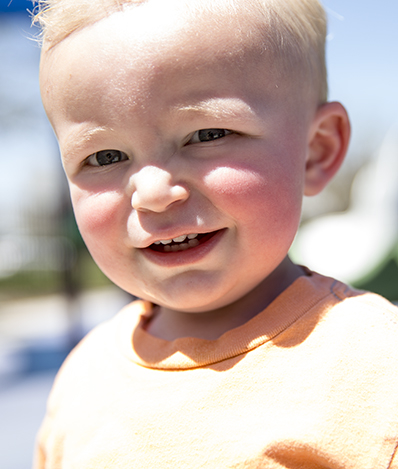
304, 102, 351, 196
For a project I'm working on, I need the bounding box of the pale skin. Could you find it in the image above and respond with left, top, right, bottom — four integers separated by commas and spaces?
40, 0, 350, 340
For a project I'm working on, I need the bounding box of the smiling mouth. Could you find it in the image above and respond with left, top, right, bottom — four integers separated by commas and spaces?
148, 231, 220, 253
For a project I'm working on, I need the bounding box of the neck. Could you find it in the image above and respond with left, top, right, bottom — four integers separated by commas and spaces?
146, 257, 305, 341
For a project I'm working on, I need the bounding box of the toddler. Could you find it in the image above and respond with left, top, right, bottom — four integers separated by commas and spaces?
33, 0, 398, 467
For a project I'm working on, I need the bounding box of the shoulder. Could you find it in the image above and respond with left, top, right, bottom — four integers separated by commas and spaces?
303, 270, 398, 327
292, 271, 398, 364
328, 280, 398, 336
305, 274, 398, 375
45, 300, 149, 410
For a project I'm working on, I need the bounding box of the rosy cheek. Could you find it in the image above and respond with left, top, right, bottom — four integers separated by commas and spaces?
71, 188, 124, 240
203, 166, 271, 211
203, 165, 302, 232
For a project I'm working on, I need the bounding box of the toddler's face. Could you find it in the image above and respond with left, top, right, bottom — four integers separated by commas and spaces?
40, 0, 316, 315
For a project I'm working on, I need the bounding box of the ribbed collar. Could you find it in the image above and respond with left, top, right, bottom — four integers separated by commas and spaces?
115, 271, 344, 370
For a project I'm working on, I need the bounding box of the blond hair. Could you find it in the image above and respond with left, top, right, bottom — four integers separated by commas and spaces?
32, 0, 328, 102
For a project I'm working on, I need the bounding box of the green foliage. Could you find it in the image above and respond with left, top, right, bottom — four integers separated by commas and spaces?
0, 247, 112, 301
353, 254, 398, 303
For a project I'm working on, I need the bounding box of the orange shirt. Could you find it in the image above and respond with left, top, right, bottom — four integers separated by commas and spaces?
34, 271, 398, 468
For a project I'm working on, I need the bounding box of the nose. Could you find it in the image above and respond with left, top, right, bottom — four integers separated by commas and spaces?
130, 166, 189, 213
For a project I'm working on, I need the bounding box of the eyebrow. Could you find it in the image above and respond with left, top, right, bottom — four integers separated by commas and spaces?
61, 125, 110, 163
172, 98, 260, 125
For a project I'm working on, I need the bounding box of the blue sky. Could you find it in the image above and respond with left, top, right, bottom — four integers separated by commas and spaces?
323, 0, 398, 157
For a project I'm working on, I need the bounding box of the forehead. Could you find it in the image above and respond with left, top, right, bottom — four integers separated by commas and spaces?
39, 0, 294, 132
40, 0, 275, 83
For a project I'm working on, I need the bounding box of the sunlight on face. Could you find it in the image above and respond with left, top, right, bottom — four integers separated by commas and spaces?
40, 0, 316, 318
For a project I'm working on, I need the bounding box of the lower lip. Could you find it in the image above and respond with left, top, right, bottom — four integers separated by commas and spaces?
140, 229, 226, 267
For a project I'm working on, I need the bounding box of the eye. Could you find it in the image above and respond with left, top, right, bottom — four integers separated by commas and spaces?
86, 149, 129, 167
187, 128, 233, 144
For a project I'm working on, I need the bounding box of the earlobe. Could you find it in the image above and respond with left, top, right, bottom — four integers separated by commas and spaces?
304, 102, 351, 196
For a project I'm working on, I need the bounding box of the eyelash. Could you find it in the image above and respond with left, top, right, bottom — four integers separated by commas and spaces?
85, 149, 129, 167
186, 128, 233, 145
85, 128, 233, 167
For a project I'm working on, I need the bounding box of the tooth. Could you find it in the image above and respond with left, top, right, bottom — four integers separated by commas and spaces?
164, 245, 172, 252
160, 239, 172, 245
154, 241, 161, 245
171, 244, 180, 252
188, 239, 200, 247
173, 235, 187, 243
187, 233, 198, 239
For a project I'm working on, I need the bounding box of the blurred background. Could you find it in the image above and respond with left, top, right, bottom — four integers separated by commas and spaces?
0, 0, 397, 467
